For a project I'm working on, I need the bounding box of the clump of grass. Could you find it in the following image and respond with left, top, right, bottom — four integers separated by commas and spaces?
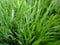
0, 0, 60, 45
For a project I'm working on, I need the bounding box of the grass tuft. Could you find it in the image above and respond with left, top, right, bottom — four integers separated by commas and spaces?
0, 0, 60, 45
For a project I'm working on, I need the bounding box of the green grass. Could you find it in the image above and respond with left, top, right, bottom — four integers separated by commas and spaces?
0, 0, 60, 45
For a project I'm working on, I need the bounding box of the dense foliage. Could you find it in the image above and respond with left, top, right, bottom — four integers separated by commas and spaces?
0, 0, 60, 45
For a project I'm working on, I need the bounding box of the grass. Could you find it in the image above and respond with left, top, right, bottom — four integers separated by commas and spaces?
0, 0, 60, 45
